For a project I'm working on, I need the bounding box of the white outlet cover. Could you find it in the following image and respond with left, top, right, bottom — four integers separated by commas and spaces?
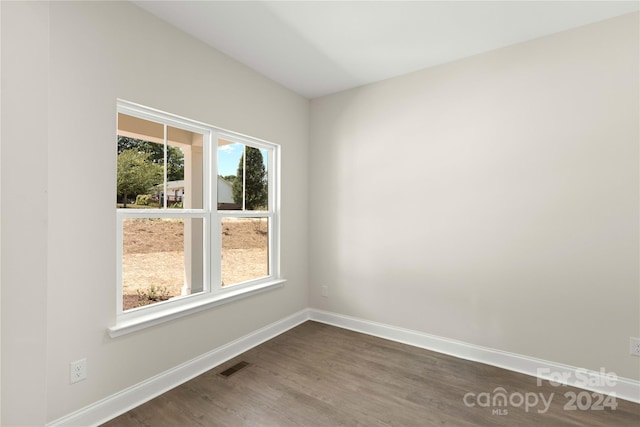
630, 337, 640, 357
70, 358, 87, 383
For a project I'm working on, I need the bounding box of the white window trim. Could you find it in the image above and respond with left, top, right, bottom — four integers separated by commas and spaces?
110, 100, 283, 337
108, 279, 286, 337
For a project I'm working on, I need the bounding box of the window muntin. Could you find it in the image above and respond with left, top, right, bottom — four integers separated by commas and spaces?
115, 101, 280, 325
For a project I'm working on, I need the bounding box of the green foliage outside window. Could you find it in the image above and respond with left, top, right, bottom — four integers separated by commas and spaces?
117, 136, 184, 181
232, 147, 268, 210
117, 150, 163, 207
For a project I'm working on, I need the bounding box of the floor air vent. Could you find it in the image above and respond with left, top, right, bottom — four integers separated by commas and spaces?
219, 361, 249, 378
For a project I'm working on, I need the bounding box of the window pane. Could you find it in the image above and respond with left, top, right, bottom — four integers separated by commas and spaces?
117, 113, 204, 210
116, 136, 164, 208
122, 217, 204, 310
217, 140, 243, 210
217, 139, 269, 211
167, 126, 203, 209
221, 217, 269, 286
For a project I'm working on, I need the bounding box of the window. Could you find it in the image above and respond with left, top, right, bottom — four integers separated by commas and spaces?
112, 100, 282, 336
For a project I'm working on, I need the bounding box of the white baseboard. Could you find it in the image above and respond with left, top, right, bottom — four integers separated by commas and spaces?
308, 309, 640, 404
47, 308, 640, 426
46, 309, 311, 427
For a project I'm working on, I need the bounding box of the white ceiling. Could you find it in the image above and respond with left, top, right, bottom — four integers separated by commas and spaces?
134, 1, 639, 99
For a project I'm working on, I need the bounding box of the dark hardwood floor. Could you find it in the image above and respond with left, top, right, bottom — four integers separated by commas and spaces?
103, 321, 639, 426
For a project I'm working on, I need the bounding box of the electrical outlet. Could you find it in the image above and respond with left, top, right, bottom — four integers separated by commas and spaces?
321, 286, 328, 297
630, 338, 640, 357
70, 359, 87, 384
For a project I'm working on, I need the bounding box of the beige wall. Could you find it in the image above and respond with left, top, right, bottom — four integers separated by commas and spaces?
310, 13, 639, 381
1, 2, 50, 425
2, 1, 309, 424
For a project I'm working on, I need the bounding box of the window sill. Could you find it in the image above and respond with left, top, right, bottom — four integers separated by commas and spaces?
108, 279, 286, 338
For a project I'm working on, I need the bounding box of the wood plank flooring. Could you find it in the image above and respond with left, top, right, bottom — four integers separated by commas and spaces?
102, 321, 640, 426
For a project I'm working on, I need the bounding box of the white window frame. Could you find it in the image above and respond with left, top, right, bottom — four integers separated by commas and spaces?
109, 100, 283, 337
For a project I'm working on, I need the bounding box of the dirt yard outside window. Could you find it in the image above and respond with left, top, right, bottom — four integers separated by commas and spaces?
122, 218, 268, 310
